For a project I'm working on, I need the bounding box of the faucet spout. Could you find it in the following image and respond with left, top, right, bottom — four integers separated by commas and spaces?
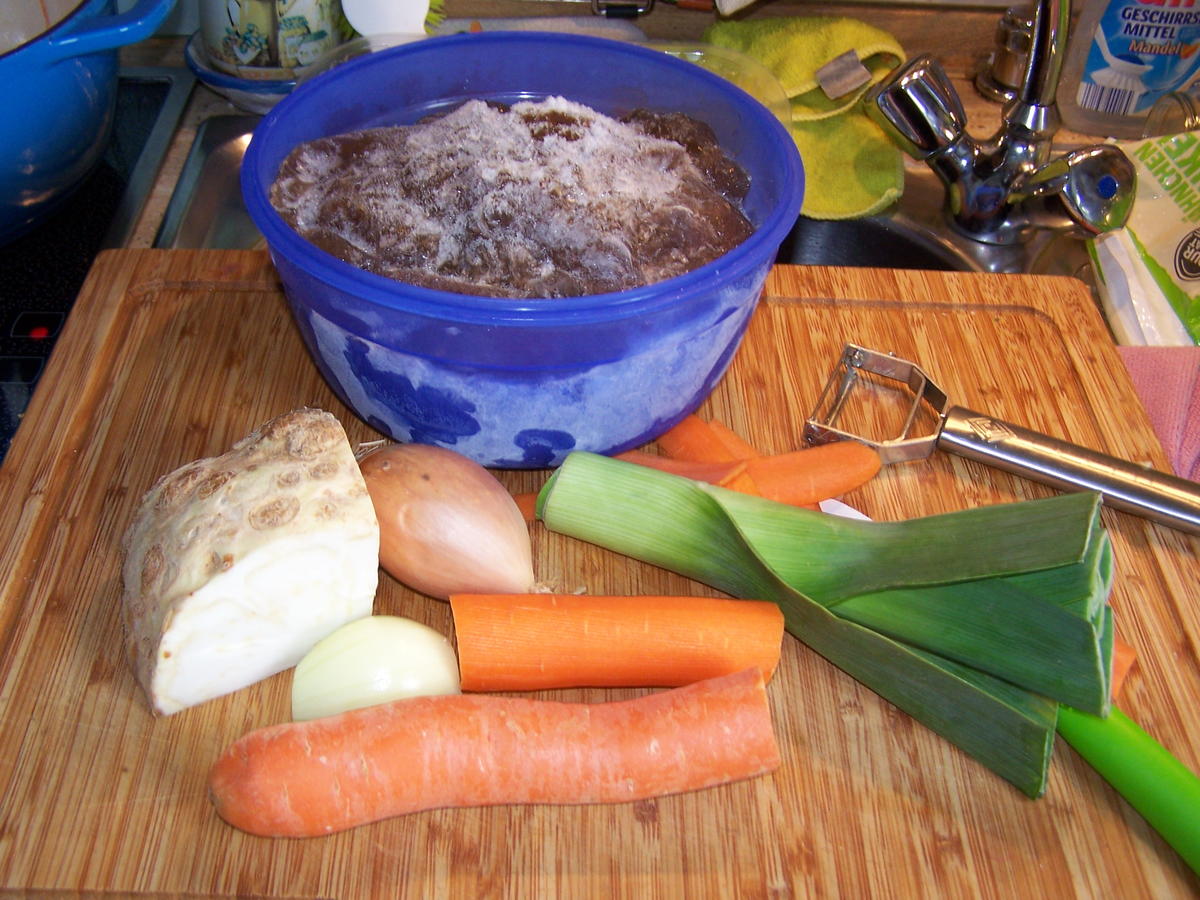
865, 0, 1135, 246
1013, 0, 1067, 110
999, 0, 1067, 166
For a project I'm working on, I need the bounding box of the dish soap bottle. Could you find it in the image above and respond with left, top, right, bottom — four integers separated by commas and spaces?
1058, 0, 1200, 139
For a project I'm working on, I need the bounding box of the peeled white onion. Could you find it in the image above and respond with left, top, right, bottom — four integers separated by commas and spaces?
291, 615, 461, 720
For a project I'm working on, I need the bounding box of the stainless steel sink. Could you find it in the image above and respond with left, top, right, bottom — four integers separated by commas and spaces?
156, 115, 1096, 287
778, 213, 976, 272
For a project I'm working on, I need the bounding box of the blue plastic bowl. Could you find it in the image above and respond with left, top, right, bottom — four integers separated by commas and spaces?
242, 32, 804, 468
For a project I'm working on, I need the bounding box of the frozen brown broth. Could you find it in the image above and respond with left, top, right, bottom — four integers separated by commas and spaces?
268, 97, 753, 298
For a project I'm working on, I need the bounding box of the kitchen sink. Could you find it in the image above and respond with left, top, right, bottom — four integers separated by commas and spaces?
777, 214, 976, 272
778, 158, 1097, 279
156, 115, 1095, 286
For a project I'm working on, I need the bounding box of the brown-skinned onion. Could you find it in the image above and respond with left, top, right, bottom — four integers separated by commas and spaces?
358, 443, 536, 599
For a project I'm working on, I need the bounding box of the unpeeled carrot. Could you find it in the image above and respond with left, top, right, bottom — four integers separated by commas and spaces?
450, 593, 785, 691
208, 668, 780, 837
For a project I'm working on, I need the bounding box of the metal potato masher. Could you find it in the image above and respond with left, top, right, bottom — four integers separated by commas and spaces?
803, 344, 1200, 536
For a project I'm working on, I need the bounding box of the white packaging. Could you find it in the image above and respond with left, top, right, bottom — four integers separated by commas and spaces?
1090, 132, 1200, 346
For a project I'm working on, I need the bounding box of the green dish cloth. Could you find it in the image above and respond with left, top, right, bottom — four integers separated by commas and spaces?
705, 17, 906, 220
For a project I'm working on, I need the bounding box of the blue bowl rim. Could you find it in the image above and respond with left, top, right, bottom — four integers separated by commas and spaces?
242, 31, 804, 327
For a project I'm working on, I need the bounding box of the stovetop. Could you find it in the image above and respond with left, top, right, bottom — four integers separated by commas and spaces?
0, 67, 193, 464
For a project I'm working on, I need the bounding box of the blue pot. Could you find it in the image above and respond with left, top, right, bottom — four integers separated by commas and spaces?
0, 0, 176, 245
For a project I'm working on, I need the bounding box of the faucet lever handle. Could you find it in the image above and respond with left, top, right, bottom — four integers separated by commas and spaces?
866, 55, 968, 160
1013, 145, 1137, 235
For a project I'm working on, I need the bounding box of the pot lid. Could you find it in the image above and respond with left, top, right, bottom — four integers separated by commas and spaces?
1, 0, 85, 58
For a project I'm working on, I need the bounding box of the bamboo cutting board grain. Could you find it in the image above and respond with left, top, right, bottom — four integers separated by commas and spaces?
0, 250, 1197, 898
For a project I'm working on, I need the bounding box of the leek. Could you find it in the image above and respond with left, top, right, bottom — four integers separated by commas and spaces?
537, 452, 1113, 797
830, 526, 1114, 715
833, 584, 1112, 715
693, 484, 1102, 601
726, 476, 1115, 713
537, 454, 1101, 600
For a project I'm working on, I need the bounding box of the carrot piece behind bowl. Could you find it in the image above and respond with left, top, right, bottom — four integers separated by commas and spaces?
657, 414, 755, 463
742, 442, 882, 506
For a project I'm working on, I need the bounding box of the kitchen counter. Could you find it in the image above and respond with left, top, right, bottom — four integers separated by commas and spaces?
117, 0, 1104, 251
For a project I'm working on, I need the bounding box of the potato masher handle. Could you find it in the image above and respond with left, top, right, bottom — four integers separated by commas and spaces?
939, 407, 1200, 536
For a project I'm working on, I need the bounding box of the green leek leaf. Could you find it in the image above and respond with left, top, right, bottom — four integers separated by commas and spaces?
830, 526, 1114, 715
1057, 705, 1200, 874
700, 482, 1102, 602
832, 582, 1112, 715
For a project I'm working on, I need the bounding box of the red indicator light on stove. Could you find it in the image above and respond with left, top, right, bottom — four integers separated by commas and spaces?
10, 312, 64, 340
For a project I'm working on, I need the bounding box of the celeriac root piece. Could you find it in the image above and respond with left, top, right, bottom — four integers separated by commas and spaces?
121, 408, 380, 716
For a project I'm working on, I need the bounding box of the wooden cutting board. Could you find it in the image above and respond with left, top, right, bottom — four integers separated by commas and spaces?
1, 250, 1196, 898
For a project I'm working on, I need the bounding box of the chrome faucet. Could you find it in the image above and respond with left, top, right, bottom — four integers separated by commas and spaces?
865, 0, 1136, 245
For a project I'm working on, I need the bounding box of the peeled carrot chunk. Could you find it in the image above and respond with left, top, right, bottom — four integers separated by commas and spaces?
652, 417, 880, 506
620, 441, 881, 507
615, 450, 747, 486
450, 592, 785, 691
512, 491, 539, 523
706, 419, 759, 461
658, 415, 739, 463
720, 468, 762, 496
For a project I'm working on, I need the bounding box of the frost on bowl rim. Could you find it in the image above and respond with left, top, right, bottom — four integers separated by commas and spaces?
242, 32, 805, 468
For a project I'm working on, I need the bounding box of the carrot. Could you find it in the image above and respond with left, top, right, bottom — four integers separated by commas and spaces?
720, 467, 762, 496
512, 491, 539, 522
742, 441, 882, 506
619, 443, 880, 507
656, 415, 758, 463
707, 419, 760, 461
449, 593, 785, 691
208, 668, 780, 837
614, 450, 747, 487
1111, 635, 1137, 700
657, 415, 737, 462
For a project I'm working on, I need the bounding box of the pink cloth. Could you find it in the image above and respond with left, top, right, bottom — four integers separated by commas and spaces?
1117, 346, 1200, 481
